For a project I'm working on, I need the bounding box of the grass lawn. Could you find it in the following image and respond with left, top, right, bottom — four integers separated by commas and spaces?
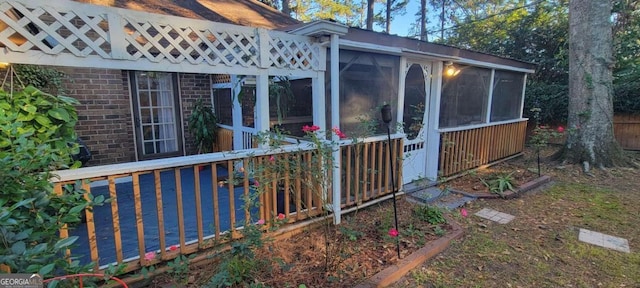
391, 150, 640, 287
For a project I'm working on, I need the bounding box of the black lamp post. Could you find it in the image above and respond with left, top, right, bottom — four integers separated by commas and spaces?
381, 104, 401, 259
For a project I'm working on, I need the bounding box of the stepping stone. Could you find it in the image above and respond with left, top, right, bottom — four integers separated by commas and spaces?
434, 195, 475, 210
408, 187, 445, 203
578, 228, 631, 253
474, 208, 515, 224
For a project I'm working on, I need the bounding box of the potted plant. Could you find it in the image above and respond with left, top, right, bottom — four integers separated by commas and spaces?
188, 98, 218, 154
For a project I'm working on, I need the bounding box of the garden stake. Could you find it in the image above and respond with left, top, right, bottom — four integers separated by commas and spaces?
381, 104, 401, 259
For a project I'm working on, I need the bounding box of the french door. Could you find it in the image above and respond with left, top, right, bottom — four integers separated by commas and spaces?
131, 71, 183, 160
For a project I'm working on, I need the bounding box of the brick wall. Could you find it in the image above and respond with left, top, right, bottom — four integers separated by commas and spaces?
59, 67, 136, 166
180, 73, 213, 155
2, 66, 213, 166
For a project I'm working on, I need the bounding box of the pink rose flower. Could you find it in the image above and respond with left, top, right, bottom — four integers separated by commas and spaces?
388, 228, 399, 237
269, 155, 275, 162
332, 127, 347, 139
302, 125, 320, 132
277, 213, 285, 220
144, 251, 156, 261
257, 219, 265, 225
169, 245, 178, 251
557, 126, 565, 133
460, 208, 468, 217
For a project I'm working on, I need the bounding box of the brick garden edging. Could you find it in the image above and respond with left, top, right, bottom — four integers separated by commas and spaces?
450, 175, 552, 199
354, 216, 464, 288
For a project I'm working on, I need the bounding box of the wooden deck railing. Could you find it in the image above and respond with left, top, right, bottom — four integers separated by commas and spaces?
50, 135, 401, 274
340, 137, 403, 207
439, 120, 527, 177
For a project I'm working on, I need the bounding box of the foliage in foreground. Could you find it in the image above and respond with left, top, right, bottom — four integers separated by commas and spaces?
0, 86, 100, 276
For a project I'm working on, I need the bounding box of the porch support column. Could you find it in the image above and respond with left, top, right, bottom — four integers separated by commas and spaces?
329, 33, 342, 224
231, 75, 244, 151
396, 57, 407, 134
425, 62, 443, 181
255, 71, 270, 148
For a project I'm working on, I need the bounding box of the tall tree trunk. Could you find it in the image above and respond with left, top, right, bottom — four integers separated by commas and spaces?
566, 0, 624, 169
420, 0, 427, 41
282, 0, 291, 15
366, 0, 375, 30
386, 0, 392, 33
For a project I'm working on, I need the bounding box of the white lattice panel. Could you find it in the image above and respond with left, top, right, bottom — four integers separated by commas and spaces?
0, 0, 323, 74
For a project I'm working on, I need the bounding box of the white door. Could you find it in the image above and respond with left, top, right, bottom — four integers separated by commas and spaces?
402, 62, 432, 184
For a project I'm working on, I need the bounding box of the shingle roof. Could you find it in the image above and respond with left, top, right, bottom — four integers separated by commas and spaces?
75, 0, 300, 29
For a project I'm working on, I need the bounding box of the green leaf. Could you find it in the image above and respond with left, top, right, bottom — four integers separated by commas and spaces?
14, 229, 32, 241
54, 236, 78, 250
38, 263, 55, 276
31, 243, 48, 254
69, 204, 87, 215
11, 241, 26, 255
48, 108, 70, 122
21, 104, 37, 114
34, 115, 52, 126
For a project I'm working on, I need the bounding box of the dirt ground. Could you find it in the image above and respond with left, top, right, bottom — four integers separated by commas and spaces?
391, 146, 640, 287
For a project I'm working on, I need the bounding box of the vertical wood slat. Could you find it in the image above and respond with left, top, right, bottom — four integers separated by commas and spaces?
226, 160, 236, 236
193, 166, 204, 245
211, 164, 221, 238
131, 173, 146, 265
369, 142, 376, 198
345, 146, 352, 206
284, 157, 291, 218
295, 153, 302, 220
314, 151, 323, 214
271, 157, 278, 219
54, 184, 71, 259
153, 171, 166, 258
81, 182, 99, 271
244, 158, 251, 224
377, 141, 383, 197
109, 176, 124, 263
384, 141, 390, 194
174, 169, 186, 250
362, 142, 369, 201
354, 145, 361, 204
305, 152, 314, 216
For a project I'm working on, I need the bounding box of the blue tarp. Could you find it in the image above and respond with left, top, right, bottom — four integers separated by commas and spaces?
70, 166, 255, 266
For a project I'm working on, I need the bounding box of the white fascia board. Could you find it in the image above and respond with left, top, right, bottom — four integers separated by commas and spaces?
339, 39, 403, 55
454, 58, 535, 74
289, 20, 349, 37
401, 48, 460, 61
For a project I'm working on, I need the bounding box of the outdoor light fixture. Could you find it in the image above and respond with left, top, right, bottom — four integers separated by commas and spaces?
444, 61, 460, 77
0, 62, 9, 69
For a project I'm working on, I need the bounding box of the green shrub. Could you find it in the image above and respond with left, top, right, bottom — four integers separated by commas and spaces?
0, 86, 99, 276
413, 205, 446, 225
